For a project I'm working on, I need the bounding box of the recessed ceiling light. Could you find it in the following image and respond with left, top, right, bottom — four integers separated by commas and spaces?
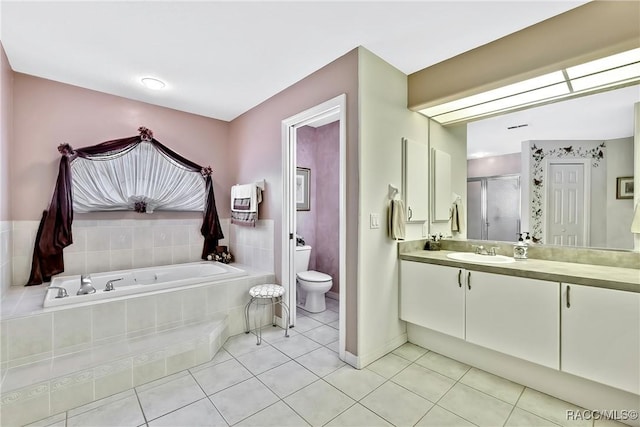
141, 77, 166, 90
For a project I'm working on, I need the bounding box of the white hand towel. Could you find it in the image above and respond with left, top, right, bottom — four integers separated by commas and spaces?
388, 199, 406, 240
231, 184, 258, 213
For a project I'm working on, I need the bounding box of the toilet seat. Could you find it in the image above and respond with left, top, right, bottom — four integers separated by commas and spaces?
297, 270, 331, 283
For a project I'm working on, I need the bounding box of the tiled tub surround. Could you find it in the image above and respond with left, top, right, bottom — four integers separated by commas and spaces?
9, 218, 232, 288
0, 221, 12, 295
9, 218, 275, 288
0, 267, 276, 426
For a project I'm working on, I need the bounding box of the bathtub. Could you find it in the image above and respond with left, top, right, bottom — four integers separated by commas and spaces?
44, 261, 247, 308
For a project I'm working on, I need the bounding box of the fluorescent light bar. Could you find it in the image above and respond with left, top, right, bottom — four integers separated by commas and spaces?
570, 62, 640, 92
432, 82, 570, 124
566, 48, 640, 79
420, 71, 565, 117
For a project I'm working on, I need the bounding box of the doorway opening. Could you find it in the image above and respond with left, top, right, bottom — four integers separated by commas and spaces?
281, 94, 347, 362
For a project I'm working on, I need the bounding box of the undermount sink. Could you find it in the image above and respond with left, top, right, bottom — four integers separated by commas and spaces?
446, 252, 516, 264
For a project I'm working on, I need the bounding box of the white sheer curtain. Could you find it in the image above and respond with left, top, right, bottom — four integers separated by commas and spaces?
71, 142, 205, 213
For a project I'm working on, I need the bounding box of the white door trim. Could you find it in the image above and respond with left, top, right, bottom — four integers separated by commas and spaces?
542, 158, 591, 246
281, 94, 348, 363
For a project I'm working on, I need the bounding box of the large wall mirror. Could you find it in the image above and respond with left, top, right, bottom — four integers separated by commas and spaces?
466, 85, 639, 250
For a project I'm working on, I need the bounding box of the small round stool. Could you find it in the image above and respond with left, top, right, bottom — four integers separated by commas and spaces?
244, 284, 290, 345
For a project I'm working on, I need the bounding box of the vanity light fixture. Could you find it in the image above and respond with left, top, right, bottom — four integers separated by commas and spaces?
419, 48, 640, 125
140, 77, 166, 90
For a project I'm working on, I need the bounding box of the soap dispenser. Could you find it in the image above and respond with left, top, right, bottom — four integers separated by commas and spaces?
513, 233, 528, 260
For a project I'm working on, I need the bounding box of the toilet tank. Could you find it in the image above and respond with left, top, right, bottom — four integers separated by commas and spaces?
295, 245, 311, 273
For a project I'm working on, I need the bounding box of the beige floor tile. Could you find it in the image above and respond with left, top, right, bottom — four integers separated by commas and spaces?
326, 340, 340, 353
303, 324, 339, 345
24, 412, 67, 427
271, 334, 321, 358
324, 365, 386, 400
191, 358, 253, 396
360, 381, 433, 427
516, 388, 592, 427
257, 360, 319, 398
284, 380, 354, 426
306, 309, 339, 324
137, 372, 206, 421
366, 353, 411, 379
67, 394, 145, 427
258, 326, 297, 343
67, 389, 136, 418
295, 347, 345, 377
505, 407, 560, 426
236, 345, 290, 375
290, 316, 324, 333
235, 401, 310, 427
148, 398, 227, 426
325, 403, 392, 427
391, 363, 456, 402
223, 333, 269, 357
416, 405, 476, 427
460, 367, 524, 404
210, 377, 279, 425
415, 351, 471, 380
392, 342, 428, 362
439, 383, 514, 427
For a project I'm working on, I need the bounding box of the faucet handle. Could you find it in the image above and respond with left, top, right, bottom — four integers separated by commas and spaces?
472, 244, 485, 254
489, 246, 499, 256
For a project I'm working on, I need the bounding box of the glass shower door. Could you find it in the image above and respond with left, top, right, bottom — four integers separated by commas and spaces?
486, 176, 520, 242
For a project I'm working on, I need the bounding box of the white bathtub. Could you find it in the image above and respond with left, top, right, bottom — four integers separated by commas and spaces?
44, 261, 247, 308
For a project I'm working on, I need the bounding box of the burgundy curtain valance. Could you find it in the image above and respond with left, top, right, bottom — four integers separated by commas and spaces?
26, 127, 224, 286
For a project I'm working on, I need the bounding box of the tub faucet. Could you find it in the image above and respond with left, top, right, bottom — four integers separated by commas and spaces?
77, 275, 96, 295
48, 286, 68, 298
104, 278, 123, 292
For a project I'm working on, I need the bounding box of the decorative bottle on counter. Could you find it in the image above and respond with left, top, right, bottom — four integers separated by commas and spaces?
513, 233, 528, 260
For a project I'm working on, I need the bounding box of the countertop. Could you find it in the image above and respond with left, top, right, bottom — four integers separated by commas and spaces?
400, 250, 640, 293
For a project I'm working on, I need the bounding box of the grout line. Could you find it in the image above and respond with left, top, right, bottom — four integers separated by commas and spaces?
133, 387, 149, 426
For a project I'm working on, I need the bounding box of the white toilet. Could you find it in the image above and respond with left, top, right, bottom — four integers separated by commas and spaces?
295, 245, 333, 313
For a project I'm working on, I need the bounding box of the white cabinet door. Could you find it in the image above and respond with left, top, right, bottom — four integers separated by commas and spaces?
561, 283, 640, 394
400, 261, 465, 339
465, 271, 560, 369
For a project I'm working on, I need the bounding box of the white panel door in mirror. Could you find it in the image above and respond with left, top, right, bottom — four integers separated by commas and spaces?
402, 138, 428, 222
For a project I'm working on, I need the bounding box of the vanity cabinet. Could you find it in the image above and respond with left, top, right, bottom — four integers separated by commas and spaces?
400, 261, 464, 339
561, 283, 640, 394
465, 271, 559, 369
400, 261, 560, 368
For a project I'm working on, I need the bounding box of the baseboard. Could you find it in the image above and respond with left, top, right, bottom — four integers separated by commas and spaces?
326, 291, 340, 300
357, 333, 408, 369
344, 351, 360, 368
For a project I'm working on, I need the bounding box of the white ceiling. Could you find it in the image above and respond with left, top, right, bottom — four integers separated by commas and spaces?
467, 85, 640, 158
0, 1, 586, 122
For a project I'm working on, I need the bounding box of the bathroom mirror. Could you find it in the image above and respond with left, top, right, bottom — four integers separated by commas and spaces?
465, 85, 639, 250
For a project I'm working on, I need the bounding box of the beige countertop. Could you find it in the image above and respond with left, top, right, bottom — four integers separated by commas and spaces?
400, 250, 640, 293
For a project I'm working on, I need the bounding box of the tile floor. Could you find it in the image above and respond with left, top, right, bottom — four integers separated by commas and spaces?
26, 298, 626, 427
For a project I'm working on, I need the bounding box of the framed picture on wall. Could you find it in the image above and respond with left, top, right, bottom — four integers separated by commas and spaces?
296, 167, 311, 211
616, 176, 634, 199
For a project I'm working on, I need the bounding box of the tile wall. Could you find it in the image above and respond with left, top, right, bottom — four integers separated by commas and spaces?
9, 219, 231, 287
7, 217, 275, 289
229, 220, 275, 273
0, 221, 11, 295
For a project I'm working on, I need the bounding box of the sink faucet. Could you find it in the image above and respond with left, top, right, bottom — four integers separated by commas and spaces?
77, 275, 96, 295
104, 278, 123, 291
473, 245, 489, 255
48, 286, 68, 298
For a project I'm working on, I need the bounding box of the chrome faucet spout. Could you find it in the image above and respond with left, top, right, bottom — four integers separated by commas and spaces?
104, 278, 123, 292
77, 275, 96, 295
48, 286, 68, 298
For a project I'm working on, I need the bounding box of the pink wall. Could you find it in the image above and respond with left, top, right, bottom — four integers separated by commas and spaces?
467, 152, 521, 178
11, 74, 231, 221
295, 121, 340, 293
0, 42, 13, 221
314, 121, 340, 294
229, 49, 359, 353
296, 126, 317, 270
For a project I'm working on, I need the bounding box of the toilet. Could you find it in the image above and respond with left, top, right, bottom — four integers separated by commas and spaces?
295, 245, 333, 313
